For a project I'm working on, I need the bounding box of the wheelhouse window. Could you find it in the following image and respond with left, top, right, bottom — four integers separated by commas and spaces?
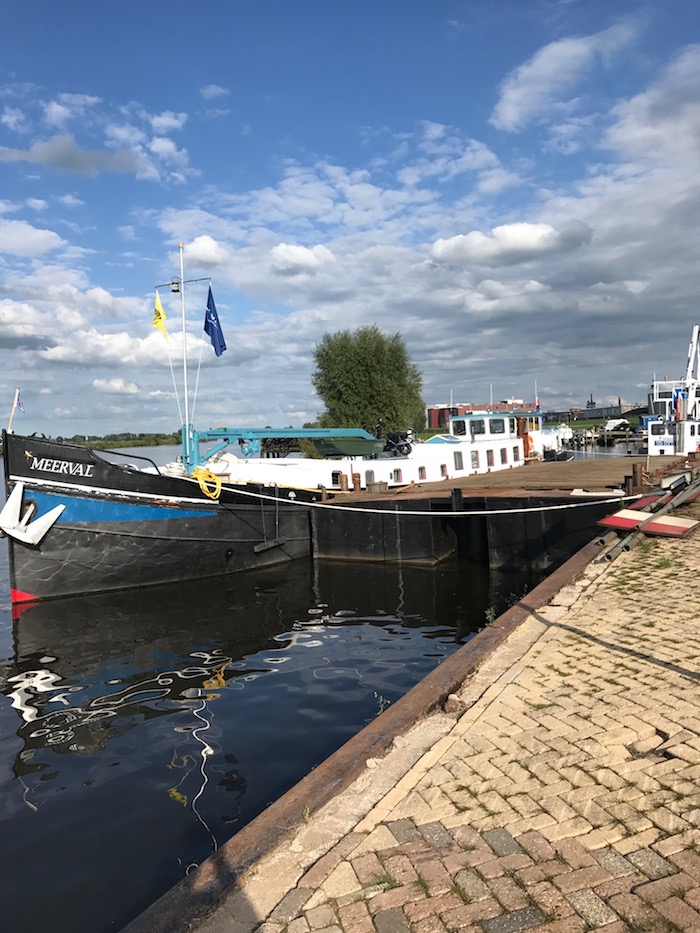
454, 451, 464, 471
470, 419, 485, 437
452, 420, 466, 436
486, 450, 495, 467
500, 448, 508, 464
418, 466, 427, 480
471, 451, 479, 469
651, 423, 669, 435
489, 418, 505, 434
509, 418, 517, 434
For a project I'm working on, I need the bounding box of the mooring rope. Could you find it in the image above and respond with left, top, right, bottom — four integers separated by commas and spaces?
218, 485, 644, 518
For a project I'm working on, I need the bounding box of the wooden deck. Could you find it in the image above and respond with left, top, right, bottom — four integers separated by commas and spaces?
342, 454, 691, 502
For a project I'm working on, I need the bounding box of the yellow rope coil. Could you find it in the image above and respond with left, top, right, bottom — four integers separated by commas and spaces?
192, 467, 222, 500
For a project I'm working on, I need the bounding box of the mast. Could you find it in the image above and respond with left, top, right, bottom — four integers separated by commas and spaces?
179, 242, 190, 464
6, 386, 20, 433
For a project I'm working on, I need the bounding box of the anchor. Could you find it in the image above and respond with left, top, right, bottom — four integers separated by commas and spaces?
0, 482, 65, 546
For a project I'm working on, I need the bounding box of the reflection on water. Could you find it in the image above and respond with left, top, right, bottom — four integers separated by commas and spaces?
0, 490, 543, 933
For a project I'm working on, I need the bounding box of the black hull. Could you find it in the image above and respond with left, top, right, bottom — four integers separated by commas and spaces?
2, 431, 313, 602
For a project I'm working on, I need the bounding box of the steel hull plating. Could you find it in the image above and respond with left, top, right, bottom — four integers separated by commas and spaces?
2, 432, 312, 602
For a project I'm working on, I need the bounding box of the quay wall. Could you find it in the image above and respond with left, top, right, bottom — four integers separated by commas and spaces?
312, 493, 615, 573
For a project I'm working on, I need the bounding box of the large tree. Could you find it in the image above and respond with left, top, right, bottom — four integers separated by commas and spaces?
311, 324, 426, 433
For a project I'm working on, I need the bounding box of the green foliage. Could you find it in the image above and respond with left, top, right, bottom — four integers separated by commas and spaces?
311, 324, 425, 433
68, 432, 180, 449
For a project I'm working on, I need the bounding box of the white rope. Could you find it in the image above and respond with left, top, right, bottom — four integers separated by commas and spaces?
220, 485, 644, 518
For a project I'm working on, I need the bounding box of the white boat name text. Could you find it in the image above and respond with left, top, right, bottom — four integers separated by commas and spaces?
31, 457, 95, 477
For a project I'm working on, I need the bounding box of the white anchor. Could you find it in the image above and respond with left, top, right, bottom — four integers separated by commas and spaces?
0, 481, 65, 546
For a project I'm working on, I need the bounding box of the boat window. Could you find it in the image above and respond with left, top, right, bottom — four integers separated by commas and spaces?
489, 418, 505, 434
440, 464, 448, 477
418, 466, 426, 480
509, 418, 516, 434
365, 470, 375, 483
500, 448, 508, 464
452, 420, 466, 436
471, 451, 479, 469
454, 452, 464, 471
513, 446, 520, 462
470, 419, 485, 437
331, 471, 342, 485
486, 449, 495, 467
691, 425, 696, 437
650, 424, 667, 435
392, 469, 402, 483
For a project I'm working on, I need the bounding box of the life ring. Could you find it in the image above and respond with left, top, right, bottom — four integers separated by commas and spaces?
525, 434, 534, 457
192, 467, 222, 500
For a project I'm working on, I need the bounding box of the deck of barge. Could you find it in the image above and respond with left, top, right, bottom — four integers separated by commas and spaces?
341, 454, 674, 501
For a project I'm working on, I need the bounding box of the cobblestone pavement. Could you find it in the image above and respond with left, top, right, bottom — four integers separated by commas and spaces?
197, 501, 700, 933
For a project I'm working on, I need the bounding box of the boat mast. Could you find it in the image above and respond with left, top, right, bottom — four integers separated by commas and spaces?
6, 386, 20, 433
178, 242, 190, 465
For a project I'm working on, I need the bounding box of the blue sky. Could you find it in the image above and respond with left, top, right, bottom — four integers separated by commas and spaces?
1, 0, 699, 436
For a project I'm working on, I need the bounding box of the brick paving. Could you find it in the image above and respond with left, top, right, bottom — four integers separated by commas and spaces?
192, 500, 700, 933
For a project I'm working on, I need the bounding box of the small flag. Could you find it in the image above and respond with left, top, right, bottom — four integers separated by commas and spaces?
204, 287, 226, 357
153, 290, 168, 339
16, 392, 24, 413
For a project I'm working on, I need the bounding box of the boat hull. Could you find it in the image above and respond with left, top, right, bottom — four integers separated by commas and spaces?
2, 432, 312, 603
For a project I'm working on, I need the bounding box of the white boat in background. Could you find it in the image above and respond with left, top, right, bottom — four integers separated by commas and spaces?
158, 410, 526, 492
647, 324, 700, 457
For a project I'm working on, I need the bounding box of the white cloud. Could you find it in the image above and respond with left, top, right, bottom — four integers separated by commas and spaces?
490, 22, 636, 132
26, 198, 48, 211
43, 93, 101, 128
149, 111, 187, 134
200, 84, 229, 100
184, 235, 231, 267
105, 123, 148, 148
271, 243, 335, 275
93, 377, 139, 395
604, 45, 700, 164
1, 106, 29, 132
56, 194, 84, 207
0, 218, 64, 255
431, 221, 592, 266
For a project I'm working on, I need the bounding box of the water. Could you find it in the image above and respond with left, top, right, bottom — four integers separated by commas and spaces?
0, 450, 543, 932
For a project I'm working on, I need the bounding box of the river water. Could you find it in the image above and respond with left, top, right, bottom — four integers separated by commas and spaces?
0, 448, 544, 933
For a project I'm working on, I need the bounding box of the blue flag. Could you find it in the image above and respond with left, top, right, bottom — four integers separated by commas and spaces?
204, 287, 227, 357
16, 392, 24, 413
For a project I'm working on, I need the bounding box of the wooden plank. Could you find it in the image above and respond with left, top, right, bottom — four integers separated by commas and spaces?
597, 509, 648, 531
641, 516, 699, 537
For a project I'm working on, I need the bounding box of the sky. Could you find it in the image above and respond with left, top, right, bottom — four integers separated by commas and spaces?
1, 0, 700, 437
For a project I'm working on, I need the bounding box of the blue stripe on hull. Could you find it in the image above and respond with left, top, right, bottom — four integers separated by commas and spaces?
29, 489, 213, 524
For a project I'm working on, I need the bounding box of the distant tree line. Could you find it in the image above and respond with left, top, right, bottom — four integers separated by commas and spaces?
69, 431, 180, 449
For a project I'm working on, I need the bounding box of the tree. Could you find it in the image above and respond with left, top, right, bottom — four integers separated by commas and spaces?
312, 324, 426, 433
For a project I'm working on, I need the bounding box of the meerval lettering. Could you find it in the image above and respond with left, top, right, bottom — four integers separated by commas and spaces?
30, 457, 95, 478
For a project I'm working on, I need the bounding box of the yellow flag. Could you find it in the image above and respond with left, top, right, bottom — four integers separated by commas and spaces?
153, 289, 168, 339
